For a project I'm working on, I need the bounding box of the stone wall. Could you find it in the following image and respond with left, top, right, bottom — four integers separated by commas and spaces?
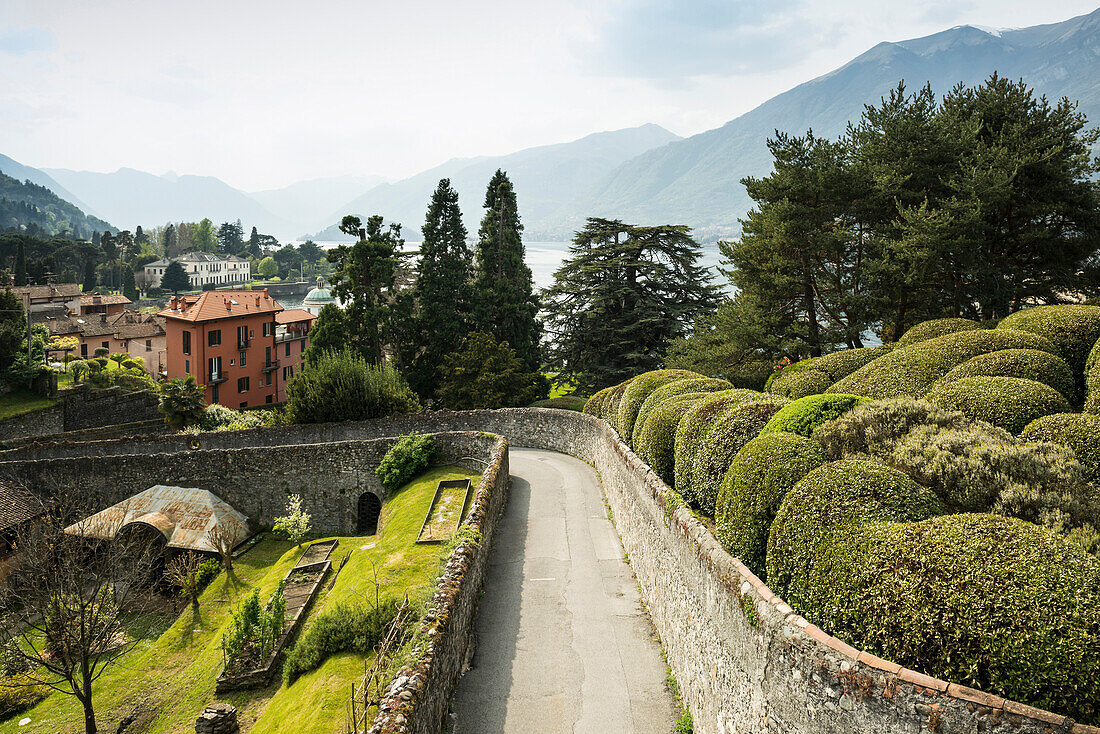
0, 385, 161, 442
370, 436, 509, 734
0, 430, 501, 535
0, 404, 63, 442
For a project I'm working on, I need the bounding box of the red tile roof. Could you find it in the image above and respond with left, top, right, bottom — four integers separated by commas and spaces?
158, 290, 283, 323
9, 284, 81, 301
79, 294, 131, 306
275, 309, 316, 325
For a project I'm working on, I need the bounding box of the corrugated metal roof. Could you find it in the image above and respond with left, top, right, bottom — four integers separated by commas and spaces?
65, 485, 251, 552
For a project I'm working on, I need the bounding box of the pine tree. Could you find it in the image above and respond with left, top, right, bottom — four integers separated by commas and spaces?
403, 178, 472, 399
160, 260, 190, 293
163, 224, 178, 256
14, 239, 27, 286
472, 170, 542, 378
135, 226, 147, 245
543, 218, 720, 392
122, 266, 138, 301
248, 227, 261, 258
82, 258, 97, 291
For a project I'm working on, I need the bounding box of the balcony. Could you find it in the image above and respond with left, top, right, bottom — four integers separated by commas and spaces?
261, 360, 279, 372
238, 338, 250, 350
208, 371, 228, 384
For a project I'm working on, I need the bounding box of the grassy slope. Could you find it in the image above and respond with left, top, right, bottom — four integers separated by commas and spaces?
0, 390, 55, 421
3, 466, 476, 734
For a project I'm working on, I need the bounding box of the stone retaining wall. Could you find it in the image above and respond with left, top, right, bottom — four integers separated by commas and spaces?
0, 385, 161, 442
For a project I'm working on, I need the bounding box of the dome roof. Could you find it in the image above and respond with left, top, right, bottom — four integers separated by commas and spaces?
303, 286, 335, 305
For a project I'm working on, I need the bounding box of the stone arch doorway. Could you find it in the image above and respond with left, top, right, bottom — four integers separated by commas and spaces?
357, 493, 382, 535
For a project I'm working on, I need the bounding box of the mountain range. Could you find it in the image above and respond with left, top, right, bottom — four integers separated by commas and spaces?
2, 8, 1097, 243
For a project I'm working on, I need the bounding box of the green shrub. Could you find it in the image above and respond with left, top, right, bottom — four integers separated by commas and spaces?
0, 673, 49, 718
635, 393, 713, 486
998, 304, 1100, 372
1086, 339, 1100, 415
673, 389, 777, 500
158, 375, 206, 429
715, 432, 825, 578
829, 329, 1060, 400
925, 376, 1070, 434
603, 379, 635, 433
200, 403, 240, 431
376, 432, 437, 492
615, 370, 701, 444
582, 387, 613, 418
766, 368, 832, 400
936, 349, 1077, 403
632, 377, 731, 447
531, 396, 588, 411
772, 471, 1100, 725
896, 318, 984, 346
690, 398, 788, 516
760, 393, 869, 438
768, 346, 894, 399
1022, 413, 1100, 484
812, 397, 971, 460
287, 349, 419, 424
284, 599, 401, 684
222, 585, 287, 674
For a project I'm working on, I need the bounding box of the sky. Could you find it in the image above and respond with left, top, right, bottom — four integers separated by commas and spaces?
1, 0, 1097, 192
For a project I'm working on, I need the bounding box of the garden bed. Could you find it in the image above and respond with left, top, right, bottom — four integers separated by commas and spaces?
415, 478, 472, 544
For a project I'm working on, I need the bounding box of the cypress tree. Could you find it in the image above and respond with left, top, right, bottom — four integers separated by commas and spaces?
472, 169, 542, 377
404, 178, 472, 399
14, 239, 27, 286
83, 258, 97, 290
135, 225, 147, 245
161, 260, 190, 293
122, 266, 138, 301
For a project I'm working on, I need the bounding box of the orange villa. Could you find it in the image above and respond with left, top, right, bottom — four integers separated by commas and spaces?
159, 290, 296, 407
274, 309, 316, 402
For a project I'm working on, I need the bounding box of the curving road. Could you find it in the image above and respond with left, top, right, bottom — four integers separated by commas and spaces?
449, 449, 678, 734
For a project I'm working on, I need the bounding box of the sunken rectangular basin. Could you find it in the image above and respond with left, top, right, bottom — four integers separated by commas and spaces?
416, 478, 473, 544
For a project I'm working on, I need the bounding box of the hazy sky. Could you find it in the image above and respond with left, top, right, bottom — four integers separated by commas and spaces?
2, 0, 1096, 191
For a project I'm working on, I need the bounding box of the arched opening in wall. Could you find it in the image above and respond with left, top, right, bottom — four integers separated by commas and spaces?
114, 521, 169, 581
357, 493, 382, 535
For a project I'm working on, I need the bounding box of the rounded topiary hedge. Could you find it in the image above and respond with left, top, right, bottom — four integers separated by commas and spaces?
1087, 339, 1100, 415
690, 398, 788, 516
603, 378, 636, 432
714, 432, 825, 579
615, 370, 700, 444
935, 349, 1077, 404
828, 329, 1060, 400
1021, 413, 1100, 484
632, 376, 732, 447
767, 346, 895, 400
998, 304, 1100, 372
897, 318, 984, 347
635, 392, 715, 486
673, 389, 777, 501
759, 393, 870, 437
582, 386, 613, 418
768, 456, 1100, 723
925, 376, 1071, 434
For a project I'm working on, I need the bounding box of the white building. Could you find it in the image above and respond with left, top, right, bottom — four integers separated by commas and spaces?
143, 252, 251, 289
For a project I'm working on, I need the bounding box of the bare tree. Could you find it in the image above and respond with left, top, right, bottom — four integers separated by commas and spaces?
163, 551, 204, 610
0, 502, 161, 734
205, 516, 244, 571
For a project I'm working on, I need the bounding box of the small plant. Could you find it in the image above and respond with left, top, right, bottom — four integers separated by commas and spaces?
674, 712, 694, 734
222, 584, 286, 674
158, 375, 206, 429
274, 495, 312, 546
164, 552, 219, 610
376, 432, 437, 492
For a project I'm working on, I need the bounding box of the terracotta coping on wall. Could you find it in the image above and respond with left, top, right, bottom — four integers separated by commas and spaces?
590, 411, 1091, 732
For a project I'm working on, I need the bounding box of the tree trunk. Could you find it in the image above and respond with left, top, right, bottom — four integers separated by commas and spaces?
81, 694, 97, 734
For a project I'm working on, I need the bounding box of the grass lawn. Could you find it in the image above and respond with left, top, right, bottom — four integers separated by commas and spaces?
2, 466, 478, 734
0, 389, 56, 421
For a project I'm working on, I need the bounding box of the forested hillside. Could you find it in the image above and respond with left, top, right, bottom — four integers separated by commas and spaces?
0, 171, 114, 238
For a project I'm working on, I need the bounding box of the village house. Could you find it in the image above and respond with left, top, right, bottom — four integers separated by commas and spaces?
273, 309, 315, 402
142, 251, 251, 290
45, 309, 168, 372
159, 290, 284, 407
9, 283, 83, 324
73, 293, 131, 317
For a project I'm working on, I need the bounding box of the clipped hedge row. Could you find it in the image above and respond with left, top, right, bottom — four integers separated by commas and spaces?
673, 389, 775, 502
714, 432, 825, 579
616, 370, 700, 443
828, 328, 1060, 400
1087, 339, 1100, 415
896, 317, 984, 346
760, 393, 869, 437
935, 348, 1077, 404
1022, 413, 1100, 484
691, 397, 788, 516
925, 376, 1070, 434
767, 457, 1100, 724
767, 345, 894, 400
632, 377, 732, 448
581, 387, 613, 417
997, 304, 1100, 372
634, 392, 713, 486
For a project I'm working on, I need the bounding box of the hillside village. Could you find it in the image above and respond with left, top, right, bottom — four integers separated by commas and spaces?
0, 6, 1099, 734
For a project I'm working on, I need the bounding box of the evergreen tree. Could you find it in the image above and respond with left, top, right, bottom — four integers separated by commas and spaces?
304, 304, 347, 363
14, 239, 27, 286
122, 266, 138, 301
160, 260, 191, 293
327, 214, 403, 364
135, 226, 147, 245
163, 223, 178, 256
248, 227, 262, 258
216, 221, 244, 254
0, 289, 25, 373
402, 178, 472, 399
471, 170, 542, 379
543, 218, 720, 393
91, 231, 100, 247
437, 332, 542, 410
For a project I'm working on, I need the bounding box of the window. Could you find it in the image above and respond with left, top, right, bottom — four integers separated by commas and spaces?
208, 329, 221, 347
145, 339, 152, 352
239, 350, 246, 367
101, 341, 109, 350
283, 365, 294, 381
266, 394, 273, 404
265, 346, 272, 366
182, 330, 191, 355
240, 401, 248, 409
212, 384, 219, 404
208, 356, 221, 380
237, 324, 249, 347
285, 341, 291, 357
185, 359, 189, 374
80, 343, 87, 358
263, 321, 273, 337
300, 338, 307, 353
237, 376, 249, 393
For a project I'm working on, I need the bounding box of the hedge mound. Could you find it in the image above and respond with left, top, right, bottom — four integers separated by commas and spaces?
896, 318, 984, 347
998, 304, 1100, 372
673, 389, 779, 501
632, 377, 732, 447
828, 329, 1060, 400
582, 387, 613, 418
925, 376, 1070, 434
767, 346, 894, 400
1087, 339, 1100, 414
1021, 413, 1100, 484
636, 393, 714, 486
615, 370, 700, 443
936, 349, 1077, 404
714, 432, 825, 579
690, 398, 788, 516
760, 393, 869, 437
603, 379, 635, 430
769, 457, 1100, 723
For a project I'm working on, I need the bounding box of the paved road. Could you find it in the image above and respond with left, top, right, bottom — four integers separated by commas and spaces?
450, 449, 678, 734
